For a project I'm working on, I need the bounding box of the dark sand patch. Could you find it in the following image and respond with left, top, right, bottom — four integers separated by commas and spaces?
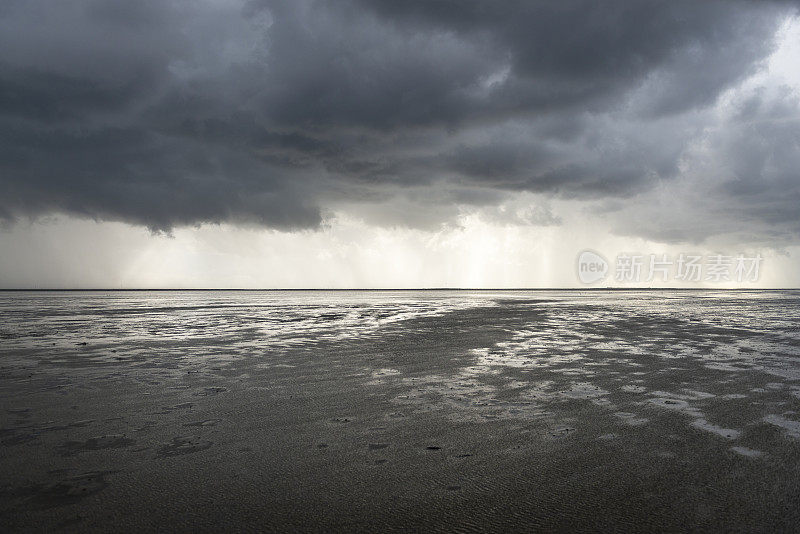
4, 471, 115, 510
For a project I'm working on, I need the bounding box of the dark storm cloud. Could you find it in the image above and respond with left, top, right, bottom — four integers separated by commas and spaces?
353, 0, 785, 116
602, 83, 800, 245
0, 0, 797, 235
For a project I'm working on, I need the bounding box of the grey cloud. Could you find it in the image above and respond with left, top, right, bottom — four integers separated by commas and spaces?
0, 0, 796, 236
606, 84, 800, 245
354, 0, 789, 116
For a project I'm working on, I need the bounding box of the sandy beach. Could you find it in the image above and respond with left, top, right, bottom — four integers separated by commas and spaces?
2, 290, 800, 531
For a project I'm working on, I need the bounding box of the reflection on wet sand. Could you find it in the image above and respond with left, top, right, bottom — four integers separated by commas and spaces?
2, 290, 800, 531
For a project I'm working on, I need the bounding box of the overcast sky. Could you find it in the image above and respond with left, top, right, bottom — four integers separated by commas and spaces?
1, 0, 800, 288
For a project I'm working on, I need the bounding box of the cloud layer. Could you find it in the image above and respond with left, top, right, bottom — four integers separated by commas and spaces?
0, 0, 797, 240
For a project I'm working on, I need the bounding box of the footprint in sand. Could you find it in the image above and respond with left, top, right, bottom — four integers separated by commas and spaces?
691, 419, 740, 439
155, 402, 194, 415
549, 426, 576, 438
58, 435, 135, 456
183, 419, 222, 427
194, 387, 227, 397
157, 437, 213, 457
614, 412, 649, 426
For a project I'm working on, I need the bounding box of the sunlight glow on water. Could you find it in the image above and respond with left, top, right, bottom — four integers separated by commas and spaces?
1, 290, 798, 354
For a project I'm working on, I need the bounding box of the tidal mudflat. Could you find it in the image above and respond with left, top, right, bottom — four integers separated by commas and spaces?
2, 290, 800, 531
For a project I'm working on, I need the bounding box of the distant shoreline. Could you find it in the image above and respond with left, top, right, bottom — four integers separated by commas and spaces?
0, 288, 797, 292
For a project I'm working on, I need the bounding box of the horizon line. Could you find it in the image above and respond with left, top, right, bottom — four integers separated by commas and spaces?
0, 287, 797, 292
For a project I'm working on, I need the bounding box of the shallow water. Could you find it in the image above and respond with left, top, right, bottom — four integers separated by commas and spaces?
2, 290, 800, 531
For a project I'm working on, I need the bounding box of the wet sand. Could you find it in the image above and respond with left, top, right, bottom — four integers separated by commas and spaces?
2, 290, 800, 531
